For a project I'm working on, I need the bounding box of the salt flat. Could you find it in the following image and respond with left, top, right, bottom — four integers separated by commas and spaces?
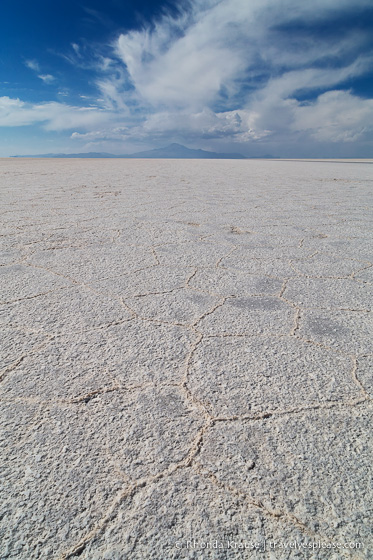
1, 158, 372, 559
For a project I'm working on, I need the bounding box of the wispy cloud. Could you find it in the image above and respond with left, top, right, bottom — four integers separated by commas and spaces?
38, 74, 55, 84
71, 43, 81, 56
25, 59, 56, 84
96, 73, 130, 112
25, 59, 41, 72
115, 0, 372, 105
0, 96, 114, 130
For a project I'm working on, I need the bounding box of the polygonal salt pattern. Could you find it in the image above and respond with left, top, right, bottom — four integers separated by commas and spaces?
284, 278, 372, 311
1, 158, 372, 560
0, 264, 70, 303
196, 404, 373, 558
197, 296, 294, 336
125, 288, 220, 325
0, 285, 131, 333
297, 309, 373, 355
78, 469, 312, 560
1, 321, 194, 400
0, 401, 125, 560
188, 336, 358, 417
189, 268, 283, 297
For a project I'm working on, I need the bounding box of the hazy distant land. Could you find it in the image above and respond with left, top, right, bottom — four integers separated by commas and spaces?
11, 142, 273, 159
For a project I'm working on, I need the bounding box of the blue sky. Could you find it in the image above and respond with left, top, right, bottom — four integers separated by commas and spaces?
1, 0, 372, 157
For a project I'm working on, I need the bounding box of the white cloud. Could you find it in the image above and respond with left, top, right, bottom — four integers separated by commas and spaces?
140, 107, 269, 141
241, 58, 373, 140
256, 57, 373, 102
98, 56, 114, 71
38, 74, 55, 84
0, 96, 114, 131
25, 59, 40, 72
96, 75, 130, 112
115, 0, 372, 108
25, 59, 56, 84
71, 43, 80, 56
292, 90, 373, 142
115, 1, 253, 109
71, 126, 128, 140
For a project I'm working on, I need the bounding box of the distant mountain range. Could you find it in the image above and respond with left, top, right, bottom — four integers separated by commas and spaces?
124, 143, 248, 159
12, 143, 274, 159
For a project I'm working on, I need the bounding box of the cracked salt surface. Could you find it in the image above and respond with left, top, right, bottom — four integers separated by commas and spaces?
1, 158, 372, 559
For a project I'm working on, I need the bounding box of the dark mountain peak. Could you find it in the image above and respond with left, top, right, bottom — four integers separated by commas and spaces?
129, 143, 247, 159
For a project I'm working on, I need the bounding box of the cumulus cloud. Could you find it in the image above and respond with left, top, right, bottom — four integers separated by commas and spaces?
70, 126, 128, 140
241, 57, 373, 141
292, 90, 373, 142
140, 108, 269, 141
